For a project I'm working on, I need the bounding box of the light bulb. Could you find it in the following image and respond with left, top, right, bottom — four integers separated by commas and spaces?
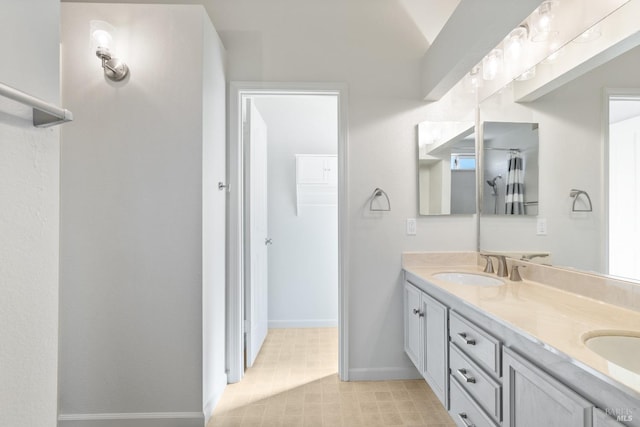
92, 29, 112, 49
482, 49, 503, 81
504, 26, 528, 62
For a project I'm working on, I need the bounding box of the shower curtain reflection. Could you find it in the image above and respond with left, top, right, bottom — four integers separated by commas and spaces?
505, 151, 524, 215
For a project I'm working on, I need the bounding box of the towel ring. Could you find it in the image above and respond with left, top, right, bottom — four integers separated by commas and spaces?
570, 189, 593, 212
370, 188, 391, 211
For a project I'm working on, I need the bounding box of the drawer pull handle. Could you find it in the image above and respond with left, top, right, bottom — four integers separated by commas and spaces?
457, 332, 476, 345
456, 368, 476, 383
457, 412, 475, 427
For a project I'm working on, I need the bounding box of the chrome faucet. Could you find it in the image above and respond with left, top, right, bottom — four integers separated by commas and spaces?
510, 264, 526, 281
481, 254, 494, 274
520, 253, 549, 261
489, 255, 508, 277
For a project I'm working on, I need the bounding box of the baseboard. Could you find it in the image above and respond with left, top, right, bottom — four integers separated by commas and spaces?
348, 366, 421, 381
58, 412, 204, 427
204, 373, 227, 424
268, 319, 338, 328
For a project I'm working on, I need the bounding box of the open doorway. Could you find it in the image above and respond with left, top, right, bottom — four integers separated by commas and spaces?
226, 83, 349, 386
607, 92, 640, 280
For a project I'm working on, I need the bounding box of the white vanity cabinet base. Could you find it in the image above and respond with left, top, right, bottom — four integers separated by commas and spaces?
403, 280, 449, 408
404, 282, 422, 369
503, 347, 593, 427
450, 378, 500, 427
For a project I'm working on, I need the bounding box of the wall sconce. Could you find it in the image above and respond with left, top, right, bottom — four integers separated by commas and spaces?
90, 20, 129, 82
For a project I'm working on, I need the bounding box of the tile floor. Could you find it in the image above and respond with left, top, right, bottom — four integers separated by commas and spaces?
208, 328, 455, 427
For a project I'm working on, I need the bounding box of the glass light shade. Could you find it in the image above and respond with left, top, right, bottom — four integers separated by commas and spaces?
465, 65, 484, 92
515, 66, 536, 81
574, 23, 602, 43
482, 49, 503, 81
90, 20, 116, 52
504, 26, 528, 62
541, 37, 564, 64
530, 1, 558, 42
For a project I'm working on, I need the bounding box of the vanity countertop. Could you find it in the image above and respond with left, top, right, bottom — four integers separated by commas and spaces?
404, 263, 640, 397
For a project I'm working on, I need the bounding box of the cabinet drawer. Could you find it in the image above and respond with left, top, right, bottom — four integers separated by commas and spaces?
450, 311, 501, 376
450, 343, 502, 421
450, 377, 500, 427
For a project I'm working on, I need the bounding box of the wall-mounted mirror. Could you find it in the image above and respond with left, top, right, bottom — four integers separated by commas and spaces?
479, 42, 640, 280
417, 121, 476, 215
482, 122, 539, 216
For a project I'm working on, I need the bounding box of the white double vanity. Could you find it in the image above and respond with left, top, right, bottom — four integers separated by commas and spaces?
403, 252, 640, 427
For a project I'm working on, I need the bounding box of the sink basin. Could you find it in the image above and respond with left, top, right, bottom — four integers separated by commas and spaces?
584, 333, 640, 375
432, 272, 504, 287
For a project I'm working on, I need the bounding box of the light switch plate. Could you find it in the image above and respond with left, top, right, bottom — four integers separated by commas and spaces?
407, 218, 417, 236
537, 218, 547, 236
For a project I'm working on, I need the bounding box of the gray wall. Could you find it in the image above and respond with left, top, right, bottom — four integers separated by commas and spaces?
60, 4, 226, 425
254, 96, 339, 328
0, 1, 60, 426
206, 0, 477, 379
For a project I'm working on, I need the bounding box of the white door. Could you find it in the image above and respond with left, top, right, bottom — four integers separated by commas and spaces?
244, 98, 269, 368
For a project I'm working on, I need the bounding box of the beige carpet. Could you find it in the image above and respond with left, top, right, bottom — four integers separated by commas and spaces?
208, 328, 454, 427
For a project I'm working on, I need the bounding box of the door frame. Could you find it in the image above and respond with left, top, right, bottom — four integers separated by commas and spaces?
603, 87, 640, 274
226, 82, 350, 383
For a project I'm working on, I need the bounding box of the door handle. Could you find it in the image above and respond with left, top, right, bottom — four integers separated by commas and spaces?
457, 332, 476, 345
457, 413, 475, 427
456, 368, 476, 383
265, 238, 273, 245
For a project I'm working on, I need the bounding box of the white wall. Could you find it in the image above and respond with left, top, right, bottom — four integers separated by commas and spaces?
480, 45, 640, 273
206, 0, 477, 379
254, 96, 339, 328
60, 4, 226, 426
0, 1, 60, 426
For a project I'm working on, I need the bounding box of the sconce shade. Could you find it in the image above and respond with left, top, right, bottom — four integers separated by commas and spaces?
530, 1, 558, 42
482, 49, 503, 81
90, 20, 129, 82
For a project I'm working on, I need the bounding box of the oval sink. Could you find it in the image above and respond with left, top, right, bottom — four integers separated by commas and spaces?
584, 333, 640, 375
432, 272, 504, 287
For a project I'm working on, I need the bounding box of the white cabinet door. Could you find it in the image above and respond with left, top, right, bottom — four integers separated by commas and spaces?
423, 292, 449, 408
297, 155, 328, 184
503, 348, 593, 427
404, 281, 423, 371
593, 408, 629, 427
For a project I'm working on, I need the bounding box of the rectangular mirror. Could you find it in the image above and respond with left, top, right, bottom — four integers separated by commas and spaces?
482, 122, 539, 216
417, 121, 476, 215
479, 42, 640, 280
